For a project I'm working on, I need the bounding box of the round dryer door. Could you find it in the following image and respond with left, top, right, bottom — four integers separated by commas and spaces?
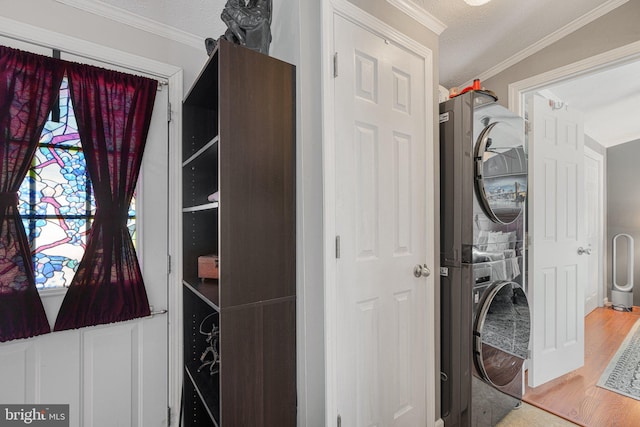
474, 121, 527, 224
474, 281, 530, 388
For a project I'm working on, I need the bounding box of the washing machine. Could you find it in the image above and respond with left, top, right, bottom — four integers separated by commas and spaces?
440, 90, 531, 427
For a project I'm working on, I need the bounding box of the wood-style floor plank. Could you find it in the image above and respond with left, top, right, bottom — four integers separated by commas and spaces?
524, 307, 640, 427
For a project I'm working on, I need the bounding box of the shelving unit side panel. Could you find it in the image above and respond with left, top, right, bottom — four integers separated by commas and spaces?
262, 298, 296, 426
218, 40, 296, 308
219, 303, 263, 427
219, 298, 296, 427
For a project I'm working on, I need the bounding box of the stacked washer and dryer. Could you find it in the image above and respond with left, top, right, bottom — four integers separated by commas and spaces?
440, 91, 531, 427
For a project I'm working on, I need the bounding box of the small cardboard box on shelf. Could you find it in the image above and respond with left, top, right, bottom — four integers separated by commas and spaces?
198, 254, 219, 280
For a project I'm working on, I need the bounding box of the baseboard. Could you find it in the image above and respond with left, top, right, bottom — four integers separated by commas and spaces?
435, 418, 445, 427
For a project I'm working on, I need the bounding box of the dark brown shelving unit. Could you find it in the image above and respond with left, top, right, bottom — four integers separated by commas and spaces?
182, 39, 296, 427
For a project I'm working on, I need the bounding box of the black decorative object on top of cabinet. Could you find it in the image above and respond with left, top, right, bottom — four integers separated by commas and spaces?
182, 38, 296, 427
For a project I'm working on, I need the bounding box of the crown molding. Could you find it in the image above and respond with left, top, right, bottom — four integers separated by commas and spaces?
469, 0, 629, 87
386, 0, 447, 35
55, 0, 202, 50
0, 15, 180, 79
333, 0, 434, 59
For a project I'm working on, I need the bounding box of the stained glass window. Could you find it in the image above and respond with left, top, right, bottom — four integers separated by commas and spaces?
17, 77, 136, 289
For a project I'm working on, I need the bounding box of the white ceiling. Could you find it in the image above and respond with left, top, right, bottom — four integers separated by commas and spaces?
94, 0, 637, 147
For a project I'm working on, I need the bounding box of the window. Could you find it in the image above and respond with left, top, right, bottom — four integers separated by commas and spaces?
17, 77, 136, 290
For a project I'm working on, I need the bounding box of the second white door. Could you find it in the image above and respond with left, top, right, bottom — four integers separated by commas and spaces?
528, 94, 587, 387
334, 14, 433, 427
584, 147, 604, 315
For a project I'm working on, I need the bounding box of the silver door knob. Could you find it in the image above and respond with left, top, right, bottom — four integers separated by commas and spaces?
414, 264, 431, 278
577, 247, 592, 255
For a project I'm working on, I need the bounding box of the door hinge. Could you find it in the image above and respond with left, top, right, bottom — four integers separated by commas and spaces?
167, 101, 172, 122
167, 254, 172, 274
333, 52, 338, 78
335, 235, 341, 259
337, 414, 342, 427
167, 407, 172, 426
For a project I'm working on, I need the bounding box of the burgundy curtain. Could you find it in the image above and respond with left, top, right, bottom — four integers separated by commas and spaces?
0, 46, 65, 341
54, 63, 157, 331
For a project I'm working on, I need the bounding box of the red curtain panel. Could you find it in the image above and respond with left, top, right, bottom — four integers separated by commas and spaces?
54, 63, 157, 331
0, 46, 65, 341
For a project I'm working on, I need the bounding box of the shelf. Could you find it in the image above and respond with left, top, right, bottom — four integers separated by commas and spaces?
183, 136, 219, 168
183, 202, 219, 213
185, 364, 220, 427
182, 106, 218, 162
184, 279, 220, 311
183, 142, 219, 208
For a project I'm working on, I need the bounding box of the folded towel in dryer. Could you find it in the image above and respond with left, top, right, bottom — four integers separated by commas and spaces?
506, 257, 520, 279
489, 260, 508, 280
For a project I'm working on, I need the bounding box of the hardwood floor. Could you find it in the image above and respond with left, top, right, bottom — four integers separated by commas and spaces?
523, 307, 640, 427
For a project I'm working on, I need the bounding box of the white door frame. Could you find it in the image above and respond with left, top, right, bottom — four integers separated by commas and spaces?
0, 16, 184, 426
509, 44, 640, 309
321, 0, 437, 424
584, 146, 605, 309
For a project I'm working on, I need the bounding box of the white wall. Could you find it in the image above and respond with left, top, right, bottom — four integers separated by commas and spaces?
262, 0, 328, 425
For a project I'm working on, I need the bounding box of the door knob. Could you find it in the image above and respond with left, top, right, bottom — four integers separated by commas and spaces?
577, 247, 592, 255
414, 264, 431, 278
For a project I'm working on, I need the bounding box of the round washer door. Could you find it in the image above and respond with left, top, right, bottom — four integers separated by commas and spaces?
474, 121, 527, 224
474, 281, 530, 387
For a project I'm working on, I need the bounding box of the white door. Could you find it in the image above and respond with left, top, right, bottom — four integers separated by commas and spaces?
0, 45, 169, 426
334, 14, 432, 426
584, 148, 603, 315
528, 94, 587, 387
